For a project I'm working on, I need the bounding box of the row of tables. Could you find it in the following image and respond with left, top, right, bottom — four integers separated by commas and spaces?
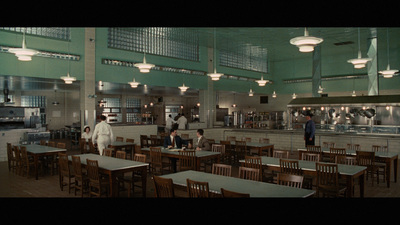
20, 139, 399, 198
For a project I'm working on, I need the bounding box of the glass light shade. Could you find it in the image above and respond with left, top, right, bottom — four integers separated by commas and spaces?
128, 78, 140, 88
290, 36, 323, 53
379, 65, 398, 78
292, 93, 297, 99
272, 91, 277, 98
8, 47, 39, 61
208, 72, 223, 81
248, 89, 254, 96
134, 54, 154, 73
60, 73, 76, 84
347, 58, 371, 69
179, 83, 189, 92
255, 76, 269, 86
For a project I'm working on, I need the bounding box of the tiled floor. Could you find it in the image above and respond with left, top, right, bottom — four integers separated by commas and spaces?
1, 139, 400, 198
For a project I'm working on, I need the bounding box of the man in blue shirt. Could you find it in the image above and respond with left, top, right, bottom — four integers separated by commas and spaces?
304, 112, 315, 147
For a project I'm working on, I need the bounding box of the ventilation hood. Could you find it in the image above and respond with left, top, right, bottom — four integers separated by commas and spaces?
287, 95, 400, 107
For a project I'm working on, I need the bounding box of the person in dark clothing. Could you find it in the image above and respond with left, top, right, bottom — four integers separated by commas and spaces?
164, 128, 192, 149
304, 112, 316, 147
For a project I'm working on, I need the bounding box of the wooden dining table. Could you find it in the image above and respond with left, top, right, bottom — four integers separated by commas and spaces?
68, 153, 148, 197
298, 147, 398, 188
140, 146, 220, 172
241, 156, 367, 197
160, 170, 315, 198
108, 141, 136, 160
21, 144, 67, 180
216, 140, 274, 156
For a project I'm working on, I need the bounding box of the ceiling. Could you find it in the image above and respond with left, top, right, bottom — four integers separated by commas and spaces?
2, 27, 400, 95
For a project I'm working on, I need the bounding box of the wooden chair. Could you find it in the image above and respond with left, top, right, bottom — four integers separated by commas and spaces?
243, 155, 264, 181
307, 145, 322, 154
220, 140, 234, 164
208, 139, 215, 146
7, 143, 16, 173
58, 153, 75, 193
241, 137, 252, 142
301, 152, 320, 162
322, 142, 335, 148
336, 155, 357, 165
86, 159, 110, 197
273, 150, 289, 159
238, 166, 260, 181
226, 136, 236, 142
150, 135, 158, 147
153, 175, 175, 198
372, 145, 388, 183
235, 140, 247, 164
259, 138, 270, 144
47, 141, 56, 147
279, 158, 301, 175
126, 138, 134, 143
186, 178, 210, 198
179, 150, 196, 171
57, 142, 66, 149
150, 147, 171, 175
116, 136, 124, 142
20, 146, 38, 178
346, 143, 360, 151
71, 155, 89, 197
315, 162, 347, 197
356, 151, 380, 186
211, 163, 232, 177
203, 144, 225, 171
115, 150, 126, 159
40, 140, 47, 146
221, 188, 250, 198
329, 147, 346, 163
103, 148, 113, 157
140, 135, 148, 148
180, 133, 189, 139
125, 138, 135, 159
79, 138, 87, 154
13, 146, 22, 175
277, 173, 304, 189
118, 153, 147, 197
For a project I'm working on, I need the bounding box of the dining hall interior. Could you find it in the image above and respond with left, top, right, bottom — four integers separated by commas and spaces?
1, 26, 400, 200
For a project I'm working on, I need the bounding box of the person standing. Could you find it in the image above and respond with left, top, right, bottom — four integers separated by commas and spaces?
195, 129, 210, 151
177, 113, 187, 130
304, 112, 315, 147
92, 115, 114, 155
165, 114, 176, 134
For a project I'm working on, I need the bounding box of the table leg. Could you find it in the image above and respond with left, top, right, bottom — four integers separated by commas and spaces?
34, 155, 39, 180
196, 158, 201, 171
359, 172, 365, 198
394, 157, 398, 183
141, 167, 147, 197
109, 172, 117, 197
386, 159, 392, 188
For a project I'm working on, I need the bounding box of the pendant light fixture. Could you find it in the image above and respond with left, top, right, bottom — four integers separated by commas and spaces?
128, 78, 140, 88
290, 28, 323, 53
379, 28, 398, 78
318, 85, 324, 94
178, 83, 189, 92
255, 75, 269, 86
134, 53, 154, 73
52, 90, 59, 106
248, 88, 254, 97
232, 92, 237, 108
272, 91, 277, 98
347, 28, 371, 69
8, 29, 39, 61
292, 93, 297, 99
208, 28, 223, 81
60, 40, 76, 84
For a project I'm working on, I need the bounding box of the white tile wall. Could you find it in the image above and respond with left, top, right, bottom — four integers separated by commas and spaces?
111, 125, 158, 144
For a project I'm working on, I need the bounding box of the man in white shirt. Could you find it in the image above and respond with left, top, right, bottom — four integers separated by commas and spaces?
92, 115, 114, 156
177, 113, 187, 130
165, 114, 176, 134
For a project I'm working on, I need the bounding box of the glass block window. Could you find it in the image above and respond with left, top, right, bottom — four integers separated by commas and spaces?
108, 27, 199, 61
126, 98, 141, 123
103, 98, 121, 108
0, 27, 71, 41
219, 46, 268, 73
21, 96, 46, 108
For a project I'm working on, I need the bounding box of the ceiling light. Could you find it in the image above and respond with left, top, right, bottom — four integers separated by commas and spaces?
8, 31, 39, 61
290, 28, 323, 53
347, 50, 371, 69
292, 93, 297, 99
134, 53, 154, 73
248, 89, 254, 97
351, 90, 356, 97
208, 69, 223, 81
255, 75, 269, 86
379, 29, 398, 78
60, 72, 76, 84
128, 78, 140, 88
178, 83, 189, 92
379, 64, 398, 78
272, 91, 277, 98
318, 85, 324, 94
